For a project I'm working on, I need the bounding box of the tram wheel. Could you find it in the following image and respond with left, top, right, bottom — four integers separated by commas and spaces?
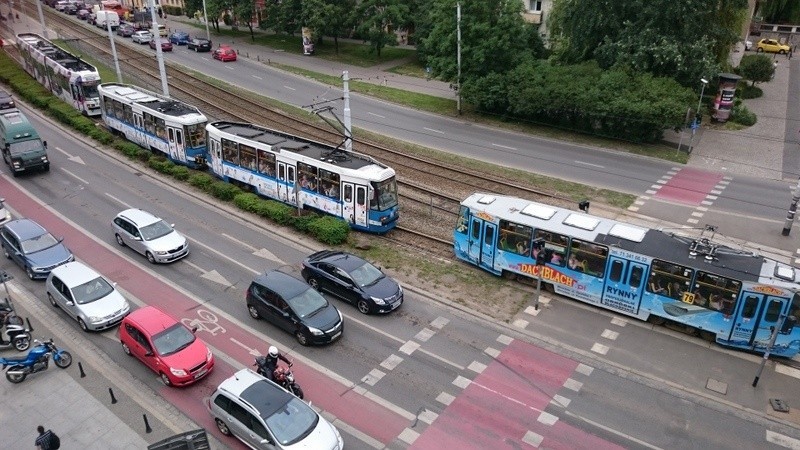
700, 330, 716, 342
684, 326, 699, 337
501, 271, 517, 281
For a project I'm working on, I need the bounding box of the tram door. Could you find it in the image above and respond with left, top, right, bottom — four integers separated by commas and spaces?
210, 139, 222, 176
602, 256, 647, 314
354, 185, 368, 228
466, 217, 498, 274
277, 163, 296, 205
734, 293, 787, 348
167, 127, 185, 162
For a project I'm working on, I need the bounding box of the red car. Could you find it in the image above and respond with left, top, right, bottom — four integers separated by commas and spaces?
119, 306, 214, 386
212, 45, 237, 62
149, 38, 173, 52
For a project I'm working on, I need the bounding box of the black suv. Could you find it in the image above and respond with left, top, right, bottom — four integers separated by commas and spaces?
246, 270, 343, 346
0, 90, 15, 111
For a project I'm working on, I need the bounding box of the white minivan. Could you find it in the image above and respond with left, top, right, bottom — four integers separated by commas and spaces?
95, 10, 120, 30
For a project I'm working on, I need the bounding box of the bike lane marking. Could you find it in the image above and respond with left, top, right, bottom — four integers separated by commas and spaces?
0, 175, 411, 445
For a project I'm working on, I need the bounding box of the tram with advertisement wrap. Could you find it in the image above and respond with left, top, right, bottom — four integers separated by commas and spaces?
16, 33, 102, 117
454, 193, 800, 357
206, 121, 399, 233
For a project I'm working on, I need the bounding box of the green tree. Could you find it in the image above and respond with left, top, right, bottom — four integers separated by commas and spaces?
737, 53, 775, 86
234, 0, 257, 40
262, 0, 303, 35
354, 0, 410, 58
416, 0, 543, 83
301, 0, 357, 54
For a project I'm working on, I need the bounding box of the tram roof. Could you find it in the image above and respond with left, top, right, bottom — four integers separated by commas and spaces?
209, 121, 386, 172
99, 83, 204, 119
17, 33, 96, 73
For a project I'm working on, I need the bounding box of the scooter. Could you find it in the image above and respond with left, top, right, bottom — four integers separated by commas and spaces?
0, 304, 32, 352
254, 357, 304, 399
0, 338, 72, 383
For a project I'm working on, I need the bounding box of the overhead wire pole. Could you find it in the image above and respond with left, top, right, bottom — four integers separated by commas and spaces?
201, 0, 211, 41
34, 0, 46, 39
456, 2, 462, 115
781, 178, 800, 236
343, 71, 352, 152
106, 13, 123, 83
148, 0, 169, 97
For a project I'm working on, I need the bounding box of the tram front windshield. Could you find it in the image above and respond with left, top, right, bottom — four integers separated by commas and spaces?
371, 178, 398, 211
82, 82, 100, 99
185, 122, 207, 148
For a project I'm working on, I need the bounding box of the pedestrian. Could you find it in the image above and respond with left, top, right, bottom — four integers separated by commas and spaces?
34, 425, 59, 449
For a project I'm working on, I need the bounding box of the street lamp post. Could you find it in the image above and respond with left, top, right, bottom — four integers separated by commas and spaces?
201, 0, 210, 41
687, 78, 708, 154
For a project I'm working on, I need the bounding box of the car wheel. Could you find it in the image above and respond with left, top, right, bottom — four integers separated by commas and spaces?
122, 342, 131, 355
115, 234, 125, 246
308, 278, 320, 290
160, 373, 172, 386
26, 267, 35, 280
78, 318, 88, 332
215, 419, 231, 436
146, 252, 156, 264
295, 330, 310, 346
357, 300, 371, 315
247, 304, 260, 319
48, 293, 58, 308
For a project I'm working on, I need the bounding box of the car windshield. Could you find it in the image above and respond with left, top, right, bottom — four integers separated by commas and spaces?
348, 261, 384, 287
9, 140, 43, 156
71, 276, 114, 304
265, 397, 319, 446
140, 220, 173, 241
152, 323, 195, 356
288, 288, 328, 318
20, 232, 59, 254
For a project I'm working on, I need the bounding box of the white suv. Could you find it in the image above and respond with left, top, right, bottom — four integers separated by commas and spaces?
111, 208, 188, 264
209, 369, 343, 450
131, 31, 153, 44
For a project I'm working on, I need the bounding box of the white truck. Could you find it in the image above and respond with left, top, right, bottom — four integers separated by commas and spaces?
94, 10, 120, 30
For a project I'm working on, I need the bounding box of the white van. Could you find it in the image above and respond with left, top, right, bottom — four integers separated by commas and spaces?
95, 10, 120, 30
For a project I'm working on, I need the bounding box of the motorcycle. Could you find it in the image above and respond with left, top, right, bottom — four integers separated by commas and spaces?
254, 356, 304, 399
0, 338, 72, 383
0, 302, 32, 352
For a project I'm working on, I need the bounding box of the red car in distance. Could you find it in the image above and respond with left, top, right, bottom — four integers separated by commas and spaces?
149, 38, 173, 52
119, 306, 214, 386
212, 45, 237, 62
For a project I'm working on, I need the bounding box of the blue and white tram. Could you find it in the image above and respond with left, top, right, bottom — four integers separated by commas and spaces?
206, 121, 399, 233
455, 193, 800, 357
97, 83, 207, 168
17, 33, 102, 116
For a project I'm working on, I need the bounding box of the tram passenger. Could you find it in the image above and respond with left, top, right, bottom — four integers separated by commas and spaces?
568, 254, 583, 271
709, 294, 723, 311
668, 282, 684, 299
648, 276, 666, 294
516, 241, 529, 257
692, 288, 708, 307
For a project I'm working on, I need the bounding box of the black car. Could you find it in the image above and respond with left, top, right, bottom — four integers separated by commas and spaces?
246, 270, 343, 346
301, 250, 403, 314
0, 90, 15, 111
65, 4, 78, 14
187, 37, 212, 52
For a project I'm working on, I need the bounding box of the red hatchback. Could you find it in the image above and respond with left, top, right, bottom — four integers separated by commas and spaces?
149, 38, 173, 52
212, 45, 237, 62
119, 306, 214, 386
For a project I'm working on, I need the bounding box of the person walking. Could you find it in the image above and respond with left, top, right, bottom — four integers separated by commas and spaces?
34, 425, 56, 450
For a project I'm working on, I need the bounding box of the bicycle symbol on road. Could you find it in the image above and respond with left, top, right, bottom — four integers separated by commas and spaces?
181, 309, 226, 336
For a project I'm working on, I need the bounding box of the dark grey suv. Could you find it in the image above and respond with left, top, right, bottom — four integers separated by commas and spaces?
0, 218, 73, 279
246, 270, 343, 346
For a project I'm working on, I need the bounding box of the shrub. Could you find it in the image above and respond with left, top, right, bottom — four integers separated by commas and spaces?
739, 84, 762, 99
170, 165, 191, 181
209, 181, 241, 201
233, 192, 261, 213
148, 157, 174, 174
256, 201, 294, 225
730, 104, 756, 126
291, 211, 320, 233
308, 216, 349, 245
188, 173, 216, 190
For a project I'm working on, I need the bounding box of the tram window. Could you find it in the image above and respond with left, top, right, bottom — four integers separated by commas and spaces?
765, 300, 782, 322
123, 104, 133, 123
456, 207, 468, 235
176, 130, 183, 146
221, 138, 239, 165
239, 144, 257, 171
257, 150, 275, 176
144, 113, 156, 136
484, 226, 494, 246
570, 239, 608, 277
471, 220, 480, 241
609, 260, 623, 282
155, 118, 167, 140
694, 271, 741, 312
742, 296, 759, 319
168, 128, 174, 142
186, 123, 206, 147
319, 169, 340, 199
534, 229, 567, 266
344, 184, 352, 202
297, 162, 318, 191
356, 187, 365, 206
499, 220, 532, 257
630, 265, 643, 287
790, 293, 800, 321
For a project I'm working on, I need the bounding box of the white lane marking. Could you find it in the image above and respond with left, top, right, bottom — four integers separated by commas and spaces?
226, 66, 235, 70
563, 378, 583, 392
397, 428, 420, 445
331, 419, 383, 449
60, 167, 89, 185
538, 411, 559, 425
251, 75, 263, 80
104, 193, 132, 209
591, 342, 610, 354
380, 354, 403, 371
523, 431, 544, 447
186, 236, 259, 275
453, 375, 471, 389
436, 392, 455, 405
430, 316, 449, 329
399, 340, 421, 355
182, 259, 209, 273
575, 364, 594, 376
574, 160, 605, 168
418, 409, 438, 424
223, 232, 258, 252
423, 127, 444, 134
601, 329, 619, 340
467, 361, 487, 373
368, 112, 385, 119
485, 347, 500, 358
513, 318, 530, 328
767, 430, 800, 450
283, 85, 296, 91
492, 143, 517, 151
362, 368, 385, 386
775, 364, 800, 379
551, 394, 571, 408
54, 147, 85, 164
611, 317, 627, 327
564, 410, 663, 449
497, 334, 514, 345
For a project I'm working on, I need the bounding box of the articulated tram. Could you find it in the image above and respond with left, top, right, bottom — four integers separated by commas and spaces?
206, 121, 399, 233
16, 33, 102, 116
97, 83, 208, 168
455, 193, 800, 357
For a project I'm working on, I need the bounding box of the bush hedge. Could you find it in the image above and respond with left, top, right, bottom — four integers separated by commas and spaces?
0, 50, 350, 245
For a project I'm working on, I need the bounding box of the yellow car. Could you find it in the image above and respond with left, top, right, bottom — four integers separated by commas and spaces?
756, 38, 791, 54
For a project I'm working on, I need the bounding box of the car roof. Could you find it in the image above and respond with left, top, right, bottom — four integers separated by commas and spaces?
308, 250, 366, 271
116, 208, 160, 227
217, 369, 294, 419
49, 261, 103, 286
252, 270, 309, 299
4, 218, 47, 240
125, 306, 177, 334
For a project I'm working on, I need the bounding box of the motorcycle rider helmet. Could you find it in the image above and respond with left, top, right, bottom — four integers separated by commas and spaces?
268, 345, 278, 358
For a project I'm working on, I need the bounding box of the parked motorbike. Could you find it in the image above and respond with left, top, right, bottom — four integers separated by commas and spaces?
0, 303, 32, 352
254, 356, 304, 399
0, 338, 72, 383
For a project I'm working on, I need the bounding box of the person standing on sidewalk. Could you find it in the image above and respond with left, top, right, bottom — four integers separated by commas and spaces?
34, 425, 55, 450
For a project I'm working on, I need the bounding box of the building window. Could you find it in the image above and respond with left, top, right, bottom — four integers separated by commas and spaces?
529, 0, 542, 12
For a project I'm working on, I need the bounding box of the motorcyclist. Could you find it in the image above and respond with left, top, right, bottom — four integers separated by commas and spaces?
257, 346, 291, 383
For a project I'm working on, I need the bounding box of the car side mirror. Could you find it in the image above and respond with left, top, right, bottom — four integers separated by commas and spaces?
133, 235, 142, 241
144, 350, 154, 357
65, 301, 74, 306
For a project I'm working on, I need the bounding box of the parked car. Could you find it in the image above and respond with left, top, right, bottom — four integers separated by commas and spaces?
119, 306, 214, 386
54, 1, 68, 11
116, 23, 135, 37
76, 9, 90, 20
45, 261, 130, 332
149, 38, 173, 52
0, 218, 73, 280
756, 38, 791, 54
212, 45, 237, 62
246, 270, 343, 346
301, 250, 403, 314
131, 30, 153, 44
0, 198, 11, 226
187, 37, 212, 52
210, 368, 343, 450
169, 31, 190, 45
87, 12, 96, 25
0, 90, 15, 111
111, 208, 188, 263
65, 4, 78, 14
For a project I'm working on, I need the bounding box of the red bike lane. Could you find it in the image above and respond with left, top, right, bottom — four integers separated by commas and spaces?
0, 177, 408, 445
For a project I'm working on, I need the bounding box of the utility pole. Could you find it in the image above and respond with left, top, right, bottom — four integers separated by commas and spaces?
343, 71, 352, 152
753, 314, 785, 387
34, 0, 46, 39
149, 0, 169, 97
456, 2, 461, 115
107, 15, 123, 82
201, 0, 211, 41
687, 78, 708, 154
532, 238, 545, 311
782, 178, 800, 236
